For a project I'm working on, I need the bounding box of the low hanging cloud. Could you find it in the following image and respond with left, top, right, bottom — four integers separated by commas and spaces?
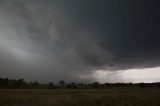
1, 0, 160, 83
0, 0, 113, 82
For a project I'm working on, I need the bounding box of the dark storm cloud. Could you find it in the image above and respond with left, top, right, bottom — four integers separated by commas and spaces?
0, 0, 112, 82
32, 0, 160, 70
0, 0, 160, 82
54, 0, 160, 70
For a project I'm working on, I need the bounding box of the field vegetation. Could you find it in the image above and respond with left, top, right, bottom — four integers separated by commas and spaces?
0, 88, 160, 106
0, 77, 160, 106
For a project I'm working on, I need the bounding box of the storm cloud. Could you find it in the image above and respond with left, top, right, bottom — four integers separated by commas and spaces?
0, 0, 112, 82
0, 0, 160, 83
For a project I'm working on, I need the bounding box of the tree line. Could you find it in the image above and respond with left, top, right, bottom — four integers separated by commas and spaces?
0, 77, 160, 89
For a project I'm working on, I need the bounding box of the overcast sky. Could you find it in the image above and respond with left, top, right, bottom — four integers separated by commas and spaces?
0, 0, 160, 83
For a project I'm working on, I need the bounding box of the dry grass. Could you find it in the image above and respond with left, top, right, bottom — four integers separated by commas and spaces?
0, 88, 160, 106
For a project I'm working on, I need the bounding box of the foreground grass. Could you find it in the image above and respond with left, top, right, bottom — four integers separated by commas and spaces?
0, 88, 160, 106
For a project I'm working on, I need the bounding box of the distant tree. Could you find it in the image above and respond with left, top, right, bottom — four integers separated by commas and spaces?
66, 82, 77, 89
71, 82, 77, 88
104, 83, 110, 87
92, 82, 100, 88
33, 81, 39, 86
59, 80, 65, 86
66, 84, 72, 89
128, 82, 133, 87
78, 83, 85, 86
157, 83, 160, 88
17, 79, 25, 86
100, 84, 105, 88
0, 78, 9, 87
139, 83, 145, 88
48, 82, 55, 89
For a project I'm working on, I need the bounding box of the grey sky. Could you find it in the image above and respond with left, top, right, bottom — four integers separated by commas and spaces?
0, 0, 160, 83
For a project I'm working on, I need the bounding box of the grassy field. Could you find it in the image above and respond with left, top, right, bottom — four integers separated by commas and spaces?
0, 88, 160, 106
